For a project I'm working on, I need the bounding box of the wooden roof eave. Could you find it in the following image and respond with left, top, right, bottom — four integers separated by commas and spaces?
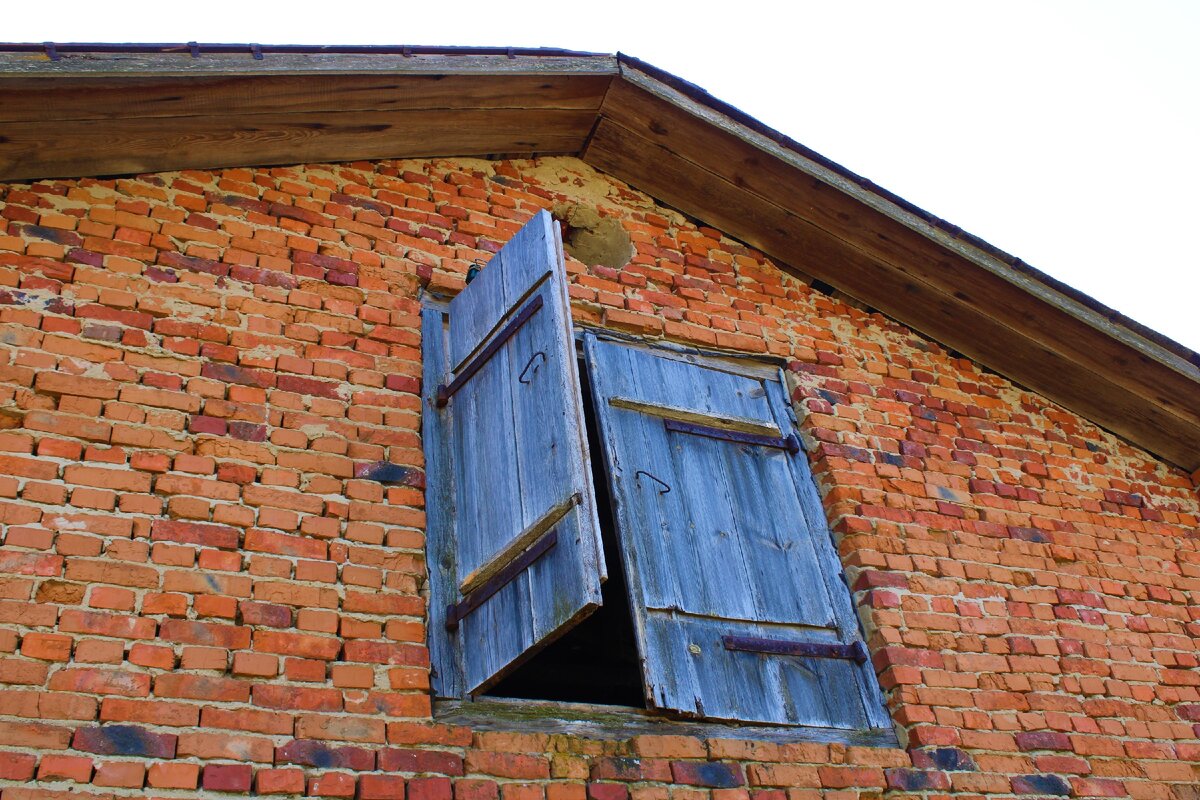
0, 47, 1196, 471
589, 60, 1200, 472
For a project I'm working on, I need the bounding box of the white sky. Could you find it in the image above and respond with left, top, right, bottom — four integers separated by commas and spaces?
7, 0, 1199, 352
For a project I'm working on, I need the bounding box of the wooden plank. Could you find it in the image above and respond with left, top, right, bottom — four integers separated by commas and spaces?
584, 119, 1200, 469
458, 494, 579, 596
0, 108, 596, 182
0, 52, 618, 77
594, 81, 1200, 467
663, 418, 799, 453
438, 295, 544, 406
713, 429, 836, 626
0, 73, 614, 122
436, 697, 898, 747
724, 636, 868, 664
448, 531, 559, 630
421, 305, 462, 700
585, 335, 702, 711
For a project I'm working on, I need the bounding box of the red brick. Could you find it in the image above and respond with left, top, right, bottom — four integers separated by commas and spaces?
276, 739, 375, 771
361, 774, 409, 800
93, 760, 147, 788
380, 748, 464, 776
150, 518, 240, 549
72, 724, 178, 758
257, 767, 307, 794
37, 753, 94, 782
148, 761, 201, 789
309, 771, 358, 797
154, 673, 249, 703
0, 752, 36, 780
48, 667, 151, 697
204, 762, 254, 793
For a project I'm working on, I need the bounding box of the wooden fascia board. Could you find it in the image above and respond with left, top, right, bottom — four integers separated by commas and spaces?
0, 53, 619, 181
0, 51, 620, 77
594, 65, 1200, 471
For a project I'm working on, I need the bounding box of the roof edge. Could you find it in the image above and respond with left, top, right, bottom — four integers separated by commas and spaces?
616, 54, 1200, 377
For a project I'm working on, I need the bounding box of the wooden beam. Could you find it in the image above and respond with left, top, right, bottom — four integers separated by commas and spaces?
0, 52, 617, 77
583, 118, 1200, 469
0, 73, 614, 123
0, 108, 598, 182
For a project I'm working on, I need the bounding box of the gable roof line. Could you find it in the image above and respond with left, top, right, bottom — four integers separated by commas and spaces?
0, 44, 1196, 469
615, 56, 1200, 381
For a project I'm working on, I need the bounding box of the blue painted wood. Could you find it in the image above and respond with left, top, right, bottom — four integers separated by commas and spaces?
587, 336, 887, 729
421, 306, 461, 700
442, 211, 605, 694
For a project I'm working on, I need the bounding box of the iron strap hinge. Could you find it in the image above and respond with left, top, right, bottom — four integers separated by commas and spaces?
445, 530, 558, 631
664, 418, 801, 454
435, 294, 545, 407
722, 634, 869, 664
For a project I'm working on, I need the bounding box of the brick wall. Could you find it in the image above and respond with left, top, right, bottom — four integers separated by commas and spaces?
0, 156, 1197, 798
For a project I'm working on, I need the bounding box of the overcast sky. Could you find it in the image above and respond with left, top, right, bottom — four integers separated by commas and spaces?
8, 1, 1198, 351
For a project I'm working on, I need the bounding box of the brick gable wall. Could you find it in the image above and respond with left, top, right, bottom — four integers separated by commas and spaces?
0, 156, 1196, 798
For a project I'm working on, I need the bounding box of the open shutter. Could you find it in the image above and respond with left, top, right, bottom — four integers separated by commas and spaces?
439, 211, 605, 694
586, 336, 890, 729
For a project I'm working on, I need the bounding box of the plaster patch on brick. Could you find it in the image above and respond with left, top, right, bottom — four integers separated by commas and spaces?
520, 158, 665, 218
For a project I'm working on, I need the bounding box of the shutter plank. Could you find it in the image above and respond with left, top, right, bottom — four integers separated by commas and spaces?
452, 338, 524, 580
718, 440, 837, 625
422, 307, 462, 700
663, 430, 759, 621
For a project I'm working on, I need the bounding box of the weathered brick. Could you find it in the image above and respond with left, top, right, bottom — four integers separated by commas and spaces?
275, 738, 376, 771
203, 762, 253, 793
150, 518, 240, 549
72, 724, 178, 758
669, 762, 744, 789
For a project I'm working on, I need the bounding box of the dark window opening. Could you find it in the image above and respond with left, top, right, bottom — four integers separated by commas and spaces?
483, 364, 645, 708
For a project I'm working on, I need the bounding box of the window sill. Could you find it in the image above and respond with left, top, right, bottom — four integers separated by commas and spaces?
434, 697, 900, 748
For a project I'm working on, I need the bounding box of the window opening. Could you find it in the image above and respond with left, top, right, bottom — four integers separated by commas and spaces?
484, 362, 645, 707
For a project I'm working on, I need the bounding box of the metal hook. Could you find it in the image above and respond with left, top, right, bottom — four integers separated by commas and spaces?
636, 470, 671, 494
465, 258, 487, 285
518, 351, 546, 384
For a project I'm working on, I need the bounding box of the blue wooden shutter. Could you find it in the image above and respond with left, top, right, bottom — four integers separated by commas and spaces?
439, 211, 605, 694
586, 336, 890, 729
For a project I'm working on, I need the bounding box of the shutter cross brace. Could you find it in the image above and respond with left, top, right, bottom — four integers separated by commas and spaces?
722, 634, 869, 664
436, 294, 544, 407
445, 530, 558, 631
664, 418, 801, 454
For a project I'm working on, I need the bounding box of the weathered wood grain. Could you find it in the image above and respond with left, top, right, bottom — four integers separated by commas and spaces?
436, 696, 898, 747
0, 108, 596, 182
0, 73, 614, 122
0, 52, 618, 77
421, 305, 462, 700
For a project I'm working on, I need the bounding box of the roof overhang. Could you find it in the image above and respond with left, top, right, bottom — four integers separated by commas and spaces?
2, 45, 1198, 472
